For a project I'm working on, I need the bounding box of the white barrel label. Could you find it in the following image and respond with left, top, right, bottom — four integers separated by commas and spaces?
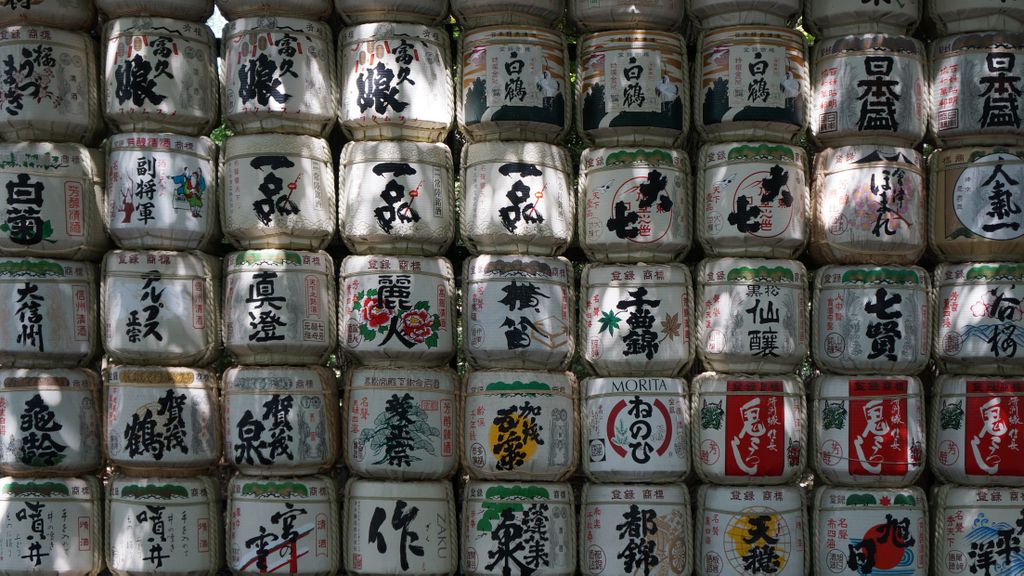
936, 263, 1024, 370
0, 478, 99, 573
952, 151, 1024, 241
935, 487, 1024, 576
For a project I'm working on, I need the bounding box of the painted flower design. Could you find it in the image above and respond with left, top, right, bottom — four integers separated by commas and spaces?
400, 309, 433, 343
361, 296, 391, 329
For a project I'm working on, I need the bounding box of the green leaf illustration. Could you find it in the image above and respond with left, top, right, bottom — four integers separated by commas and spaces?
598, 310, 621, 336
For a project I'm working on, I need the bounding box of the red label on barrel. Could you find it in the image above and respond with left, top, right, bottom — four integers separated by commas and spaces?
965, 380, 1024, 477
849, 379, 908, 476
725, 380, 785, 477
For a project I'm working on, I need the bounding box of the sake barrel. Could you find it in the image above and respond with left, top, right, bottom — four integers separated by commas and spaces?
578, 147, 692, 263
813, 486, 928, 576
95, 0, 213, 20
453, 0, 562, 28
338, 23, 453, 142
581, 377, 690, 482
935, 262, 1024, 374
930, 0, 1024, 34
581, 483, 691, 576
0, 368, 100, 477
460, 141, 573, 256
0, 0, 93, 30
931, 32, 1024, 147
105, 133, 218, 251
695, 26, 809, 143
812, 374, 926, 487
335, 0, 449, 25
579, 263, 695, 376
570, 0, 682, 31
221, 134, 335, 250
0, 27, 102, 144
931, 375, 1024, 485
104, 365, 220, 475
344, 366, 458, 480
463, 255, 574, 370
929, 146, 1024, 262
339, 255, 455, 367
697, 142, 808, 258
689, 0, 801, 28
107, 475, 221, 576
811, 145, 926, 264
804, 0, 921, 37
0, 257, 97, 368
222, 17, 336, 137
695, 258, 808, 373
228, 475, 340, 576
463, 481, 575, 576
460, 26, 569, 143
577, 31, 688, 147
223, 250, 336, 365
344, 479, 457, 576
338, 140, 454, 255
217, 0, 332, 19
811, 34, 928, 148
695, 485, 807, 576
932, 485, 1024, 576
101, 250, 221, 367
812, 265, 932, 374
0, 476, 102, 576
0, 142, 107, 260
462, 370, 577, 481
690, 372, 806, 485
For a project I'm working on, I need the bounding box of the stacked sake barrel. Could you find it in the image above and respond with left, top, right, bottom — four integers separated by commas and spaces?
0, 1, 106, 574
333, 3, 460, 576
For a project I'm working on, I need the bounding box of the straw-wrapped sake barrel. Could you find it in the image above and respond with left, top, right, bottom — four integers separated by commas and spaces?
931, 375, 1024, 485
102, 250, 221, 366
344, 366, 458, 480
570, 0, 682, 31
689, 0, 800, 28
463, 481, 575, 576
223, 250, 336, 365
338, 23, 453, 142
811, 145, 926, 264
95, 0, 212, 20
578, 147, 691, 263
339, 141, 454, 255
223, 366, 339, 476
454, 0, 562, 28
581, 483, 691, 576
695, 485, 807, 576
695, 26, 809, 143
931, 32, 1024, 147
228, 475, 340, 576
104, 365, 220, 475
463, 255, 574, 370
460, 141, 573, 256
345, 479, 457, 576
222, 17, 336, 137
0, 27, 102, 144
811, 34, 928, 148
579, 263, 694, 376
335, 0, 449, 25
935, 262, 1024, 374
0, 257, 97, 368
696, 258, 808, 373
581, 377, 690, 482
0, 476, 102, 576
813, 265, 932, 374
697, 142, 808, 258
804, 0, 921, 37
105, 133, 218, 251
107, 475, 221, 576
932, 486, 1024, 576
102, 18, 217, 136
339, 255, 455, 367
0, 368, 100, 477
0, 142, 107, 260
0, 0, 93, 30
690, 372, 806, 485
813, 487, 928, 576
216, 0, 332, 19
929, 0, 1024, 35
928, 146, 1024, 262
462, 370, 577, 481
812, 374, 926, 487
221, 134, 335, 250
460, 26, 569, 143
577, 31, 688, 147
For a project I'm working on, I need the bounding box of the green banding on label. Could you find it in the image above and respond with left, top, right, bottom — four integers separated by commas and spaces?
726, 144, 795, 162
120, 484, 190, 500
2, 481, 71, 497
240, 481, 310, 498
0, 259, 65, 277
839, 268, 921, 285
964, 264, 1024, 281
604, 149, 674, 166
476, 485, 552, 532
965, 148, 1024, 163
483, 381, 552, 392
726, 266, 795, 282
843, 493, 916, 506
234, 251, 304, 267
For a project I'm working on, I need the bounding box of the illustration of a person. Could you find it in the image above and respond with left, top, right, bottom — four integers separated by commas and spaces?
853, 400, 890, 474
655, 74, 677, 113
537, 68, 559, 110
731, 397, 766, 475
971, 397, 1008, 475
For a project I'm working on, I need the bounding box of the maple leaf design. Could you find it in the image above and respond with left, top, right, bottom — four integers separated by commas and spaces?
598, 310, 621, 336
660, 313, 680, 340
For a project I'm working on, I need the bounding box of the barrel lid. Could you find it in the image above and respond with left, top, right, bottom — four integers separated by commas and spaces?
108, 132, 216, 157
347, 478, 451, 500
581, 147, 685, 168
465, 481, 573, 504
231, 474, 335, 501
465, 370, 575, 394
936, 262, 1024, 284
104, 15, 215, 42
0, 476, 97, 500
340, 140, 452, 167
814, 373, 923, 397
0, 257, 94, 280
579, 29, 685, 47
227, 250, 333, 275
341, 255, 453, 278
347, 366, 457, 391
223, 365, 334, 391
701, 142, 805, 166
584, 482, 688, 503
583, 376, 687, 398
224, 16, 332, 38
581, 263, 691, 286
341, 22, 449, 47
463, 25, 563, 44
464, 255, 571, 283
816, 265, 929, 288
0, 367, 99, 390
103, 250, 216, 275
109, 475, 214, 504
107, 365, 216, 387
932, 31, 1024, 54
815, 485, 925, 510
698, 258, 807, 285
814, 32, 924, 59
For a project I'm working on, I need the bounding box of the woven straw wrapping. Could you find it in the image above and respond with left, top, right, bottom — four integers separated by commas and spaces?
804, 0, 921, 37
688, 0, 800, 28
0, 0, 94, 29
335, 0, 450, 25
570, 0, 682, 32
929, 0, 1024, 34
216, 0, 332, 20
931, 485, 1024, 576
453, 0, 562, 28
96, 0, 212, 20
